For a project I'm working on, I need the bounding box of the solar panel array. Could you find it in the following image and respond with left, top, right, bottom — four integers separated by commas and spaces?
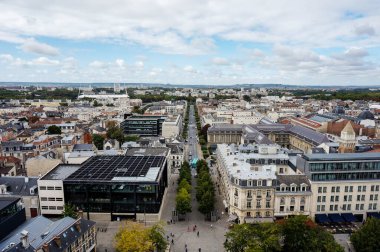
65, 155, 165, 181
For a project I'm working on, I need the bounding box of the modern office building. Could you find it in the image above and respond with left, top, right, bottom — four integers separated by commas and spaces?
0, 216, 96, 252
297, 153, 380, 221
63, 154, 169, 222
121, 115, 166, 136
0, 198, 26, 241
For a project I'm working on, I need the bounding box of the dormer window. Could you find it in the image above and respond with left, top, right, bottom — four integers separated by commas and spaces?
280, 184, 286, 192
258, 180, 262, 186
247, 180, 252, 187
290, 183, 297, 192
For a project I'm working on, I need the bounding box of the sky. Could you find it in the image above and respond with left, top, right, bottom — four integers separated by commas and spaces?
0, 0, 379, 86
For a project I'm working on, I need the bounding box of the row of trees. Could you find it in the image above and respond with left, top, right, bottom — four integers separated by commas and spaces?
195, 160, 215, 218
114, 221, 168, 252
175, 162, 192, 216
351, 217, 380, 251
224, 215, 344, 252
194, 106, 210, 158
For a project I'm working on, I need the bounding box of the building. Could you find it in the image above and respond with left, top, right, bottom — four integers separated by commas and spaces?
0, 177, 39, 218
162, 115, 183, 138
297, 152, 380, 221
0, 216, 96, 252
63, 154, 169, 222
216, 144, 287, 223
0, 198, 26, 241
38, 164, 81, 216
274, 175, 312, 219
121, 115, 166, 136
208, 124, 330, 154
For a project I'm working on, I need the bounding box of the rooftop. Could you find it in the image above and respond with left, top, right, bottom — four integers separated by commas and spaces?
41, 164, 81, 180
125, 147, 169, 156
302, 152, 380, 161
65, 155, 166, 182
0, 197, 20, 210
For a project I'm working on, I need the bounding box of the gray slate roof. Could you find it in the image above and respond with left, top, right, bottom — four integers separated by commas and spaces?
0, 177, 38, 196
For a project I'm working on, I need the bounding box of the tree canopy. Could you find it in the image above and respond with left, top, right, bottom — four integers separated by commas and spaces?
224, 216, 343, 252
47, 125, 61, 135
92, 134, 105, 150
175, 187, 192, 215
351, 217, 380, 252
62, 204, 77, 218
114, 221, 168, 252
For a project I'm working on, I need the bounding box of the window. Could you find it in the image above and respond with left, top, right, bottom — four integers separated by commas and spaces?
360, 204, 364, 210
322, 196, 326, 202
369, 203, 373, 210
345, 186, 348, 192
357, 195, 361, 201
256, 200, 261, 208
280, 206, 285, 212
234, 188, 238, 196
57, 206, 63, 210
266, 201, 271, 208
374, 203, 377, 210
247, 190, 252, 198
266, 190, 271, 197
317, 205, 320, 211
370, 195, 373, 201
300, 205, 304, 212
55, 186, 62, 190
330, 196, 334, 202
349, 195, 352, 201
321, 205, 325, 211
247, 201, 252, 209
334, 205, 338, 211
336, 186, 340, 192
330, 205, 334, 211
323, 187, 327, 193
290, 206, 295, 211
350, 186, 353, 192
290, 197, 295, 205
246, 212, 251, 217
356, 204, 360, 210
265, 211, 270, 217
318, 187, 322, 193
363, 186, 367, 192
39, 186, 46, 190
376, 185, 380, 191
301, 197, 305, 204
258, 180, 262, 186
41, 206, 48, 210
358, 186, 362, 192
56, 198, 63, 201
280, 197, 285, 205
375, 195, 378, 201
257, 190, 262, 198
371, 185, 375, 192
361, 195, 365, 201
342, 204, 346, 210
331, 187, 335, 193
48, 197, 55, 201
317, 196, 321, 203
41, 197, 47, 201
347, 204, 351, 210
335, 196, 339, 202
48, 206, 56, 210
47, 186, 54, 190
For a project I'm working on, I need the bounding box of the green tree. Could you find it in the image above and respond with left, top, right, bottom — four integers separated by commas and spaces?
178, 178, 191, 194
92, 134, 105, 150
351, 217, 380, 252
148, 223, 168, 251
107, 126, 125, 143
93, 100, 103, 107
62, 204, 78, 218
47, 125, 61, 134
224, 223, 281, 252
175, 188, 192, 215
124, 134, 139, 142
281, 215, 343, 252
242, 95, 252, 102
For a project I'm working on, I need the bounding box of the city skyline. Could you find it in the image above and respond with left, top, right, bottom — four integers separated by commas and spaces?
0, 0, 380, 85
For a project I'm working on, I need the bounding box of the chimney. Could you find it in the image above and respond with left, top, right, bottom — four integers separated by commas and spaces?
20, 230, 29, 249
75, 220, 81, 232
43, 243, 49, 252
54, 236, 61, 248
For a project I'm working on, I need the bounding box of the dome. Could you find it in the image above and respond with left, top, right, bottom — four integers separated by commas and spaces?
332, 106, 345, 114
358, 109, 375, 120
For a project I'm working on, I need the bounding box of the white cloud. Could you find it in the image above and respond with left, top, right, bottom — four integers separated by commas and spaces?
354, 24, 375, 36
183, 65, 197, 73
134, 61, 144, 68
211, 57, 229, 65
89, 60, 107, 68
20, 38, 59, 56
31, 57, 60, 65
115, 59, 125, 68
0, 54, 14, 62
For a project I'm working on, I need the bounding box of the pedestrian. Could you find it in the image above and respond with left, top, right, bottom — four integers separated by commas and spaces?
199, 248, 201, 252
195, 224, 197, 229
171, 239, 174, 244
210, 224, 213, 229
166, 235, 169, 241
197, 231, 199, 237
185, 244, 187, 249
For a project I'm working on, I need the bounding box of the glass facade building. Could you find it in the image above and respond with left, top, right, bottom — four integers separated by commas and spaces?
120, 115, 166, 136
63, 155, 168, 220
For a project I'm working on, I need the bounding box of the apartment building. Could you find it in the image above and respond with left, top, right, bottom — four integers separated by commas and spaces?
297, 153, 380, 221
216, 144, 292, 223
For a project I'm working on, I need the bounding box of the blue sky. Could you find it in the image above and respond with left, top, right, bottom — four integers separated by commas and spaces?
0, 0, 379, 85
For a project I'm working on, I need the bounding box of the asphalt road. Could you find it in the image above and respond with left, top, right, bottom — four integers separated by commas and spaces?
188, 105, 199, 163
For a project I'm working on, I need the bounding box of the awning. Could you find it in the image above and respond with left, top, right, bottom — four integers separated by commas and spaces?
228, 214, 238, 222
341, 213, 357, 222
315, 214, 331, 223
367, 212, 380, 219
244, 217, 274, 223
328, 213, 345, 223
